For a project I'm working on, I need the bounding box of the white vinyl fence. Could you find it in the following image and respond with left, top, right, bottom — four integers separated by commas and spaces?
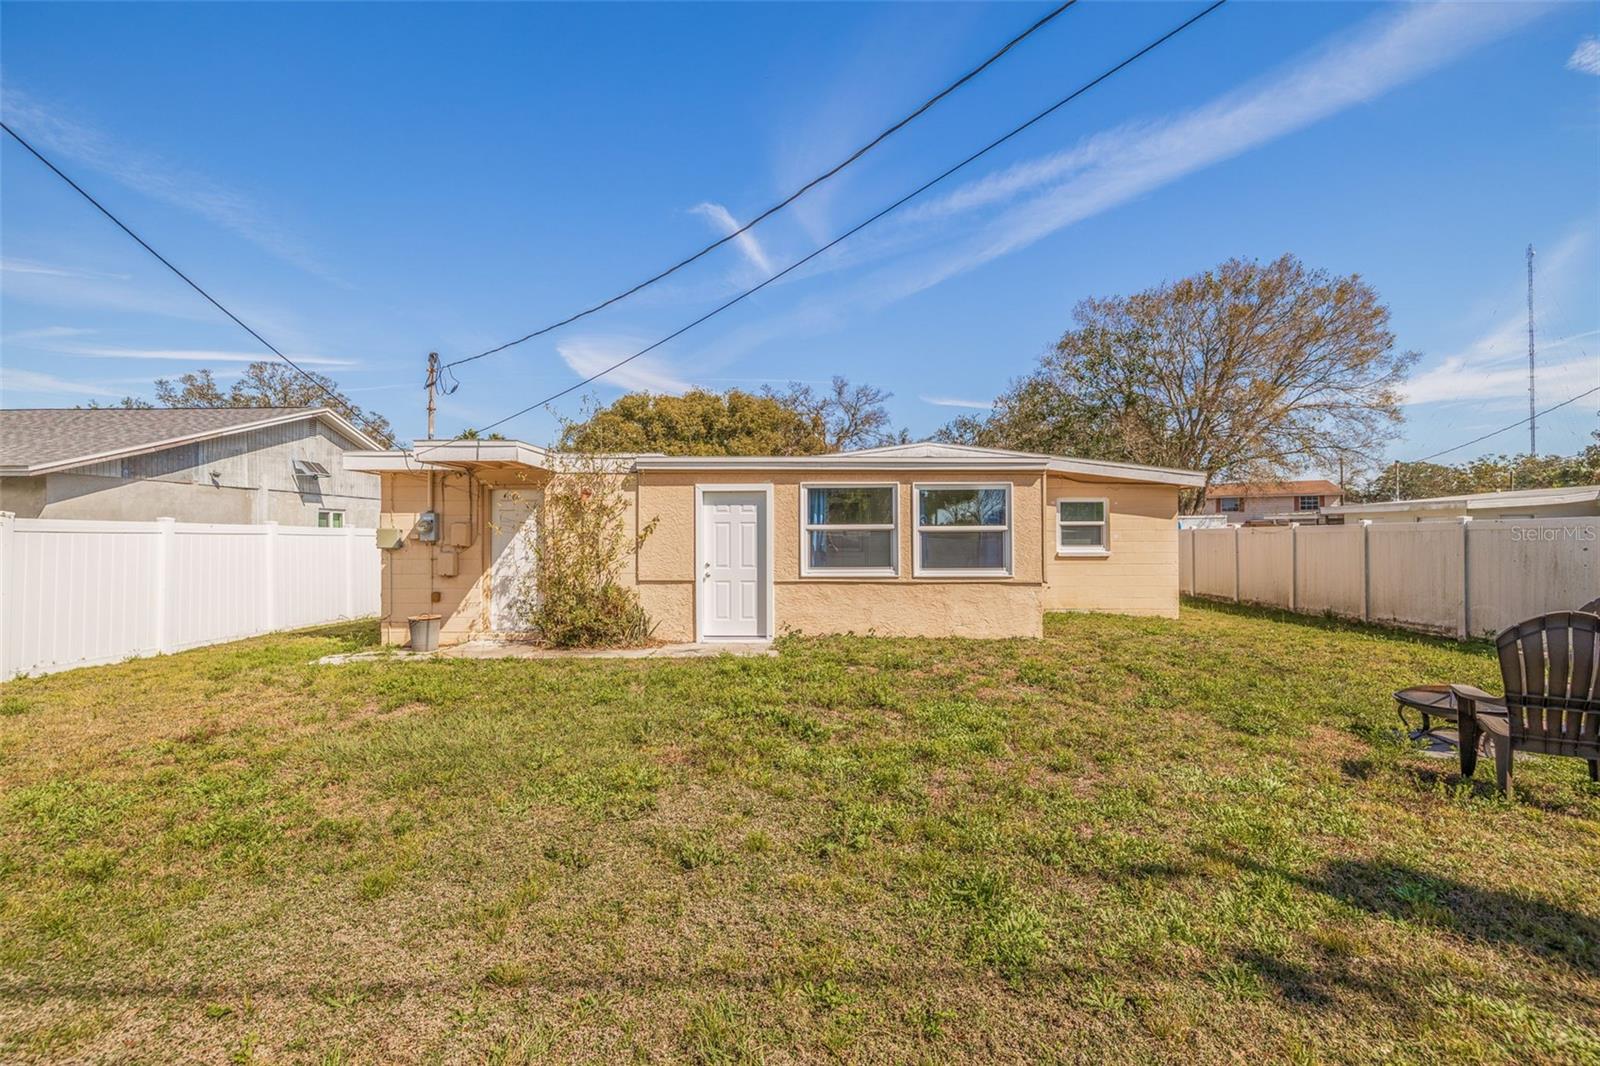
0, 514, 380, 680
1181, 517, 1599, 639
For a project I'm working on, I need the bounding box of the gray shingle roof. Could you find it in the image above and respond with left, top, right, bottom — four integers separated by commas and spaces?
0, 407, 361, 473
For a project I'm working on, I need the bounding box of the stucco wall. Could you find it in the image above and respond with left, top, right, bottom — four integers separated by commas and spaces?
372, 464, 1188, 645
634, 468, 1045, 640
377, 470, 500, 646
1, 420, 378, 525
1040, 475, 1180, 618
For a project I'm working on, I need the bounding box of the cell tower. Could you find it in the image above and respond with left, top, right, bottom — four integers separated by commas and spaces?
1527, 243, 1536, 456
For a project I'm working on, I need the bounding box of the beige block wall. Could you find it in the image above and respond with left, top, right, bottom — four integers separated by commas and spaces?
378, 471, 498, 646
634, 468, 1045, 640
1041, 475, 1180, 618
373, 464, 1183, 644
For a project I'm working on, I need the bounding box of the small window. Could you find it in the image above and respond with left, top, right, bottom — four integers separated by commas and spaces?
1296, 495, 1320, 512
317, 509, 344, 529
293, 459, 331, 478
1218, 497, 1243, 512
1057, 499, 1108, 555
915, 484, 1011, 576
802, 484, 897, 575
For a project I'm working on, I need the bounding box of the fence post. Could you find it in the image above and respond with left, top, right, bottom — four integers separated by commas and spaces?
1188, 529, 1197, 595
263, 521, 279, 633
1233, 525, 1242, 603
0, 512, 13, 681
1289, 523, 1299, 613
344, 523, 357, 618
1360, 520, 1372, 624
1459, 517, 1472, 640
155, 517, 176, 654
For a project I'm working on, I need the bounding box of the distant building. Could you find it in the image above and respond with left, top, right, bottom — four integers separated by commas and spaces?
0, 407, 382, 526
1204, 478, 1343, 524
1321, 484, 1600, 523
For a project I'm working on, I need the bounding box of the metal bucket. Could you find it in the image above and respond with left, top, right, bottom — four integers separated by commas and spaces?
407, 614, 442, 652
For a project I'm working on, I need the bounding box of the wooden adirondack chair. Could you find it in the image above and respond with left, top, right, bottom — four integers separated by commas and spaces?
1452, 612, 1600, 797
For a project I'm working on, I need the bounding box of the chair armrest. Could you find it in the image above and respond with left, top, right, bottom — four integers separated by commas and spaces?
1450, 684, 1506, 715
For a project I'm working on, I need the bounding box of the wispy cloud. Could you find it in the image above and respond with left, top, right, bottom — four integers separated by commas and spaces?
1569, 35, 1600, 75
556, 338, 691, 395
919, 395, 992, 410
0, 258, 129, 281
0, 325, 97, 345
691, 202, 774, 275
1402, 225, 1597, 405
59, 345, 357, 368
2, 87, 338, 280
883, 2, 1550, 300
0, 366, 130, 399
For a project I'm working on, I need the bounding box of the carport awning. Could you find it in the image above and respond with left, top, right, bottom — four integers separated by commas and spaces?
343, 439, 553, 477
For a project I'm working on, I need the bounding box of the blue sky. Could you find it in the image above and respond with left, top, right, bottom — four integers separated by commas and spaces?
2, 1, 1597, 474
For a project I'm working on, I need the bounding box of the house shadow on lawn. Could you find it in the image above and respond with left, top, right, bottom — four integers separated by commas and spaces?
1209, 848, 1600, 983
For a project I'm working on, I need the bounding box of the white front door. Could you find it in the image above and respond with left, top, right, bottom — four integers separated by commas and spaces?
699, 490, 768, 639
491, 488, 539, 631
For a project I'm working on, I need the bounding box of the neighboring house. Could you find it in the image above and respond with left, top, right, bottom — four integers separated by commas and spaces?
1205, 478, 1343, 524
0, 407, 382, 526
1321, 484, 1600, 523
346, 440, 1204, 645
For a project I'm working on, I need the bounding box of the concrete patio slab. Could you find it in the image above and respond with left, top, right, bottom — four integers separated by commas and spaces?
317, 640, 775, 666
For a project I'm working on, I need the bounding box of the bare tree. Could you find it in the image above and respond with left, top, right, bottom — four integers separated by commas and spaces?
764, 376, 901, 451
152, 362, 396, 444
939, 255, 1416, 509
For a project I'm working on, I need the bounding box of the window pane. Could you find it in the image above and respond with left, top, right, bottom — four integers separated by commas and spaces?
1059, 525, 1104, 548
331, 512, 344, 528
1058, 500, 1104, 523
919, 488, 1007, 527
809, 530, 893, 570
317, 512, 330, 528
920, 531, 1007, 570
808, 486, 893, 526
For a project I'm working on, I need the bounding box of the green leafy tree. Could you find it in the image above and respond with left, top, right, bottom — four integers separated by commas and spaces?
938, 255, 1416, 511
1349, 433, 1600, 502
561, 378, 898, 456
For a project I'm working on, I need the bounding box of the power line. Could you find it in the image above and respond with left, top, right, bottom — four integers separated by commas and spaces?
443, 0, 1080, 372
1407, 384, 1600, 465
0, 120, 397, 448
430, 0, 1228, 451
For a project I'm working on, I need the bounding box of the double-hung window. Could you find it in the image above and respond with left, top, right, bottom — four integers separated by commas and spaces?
1296, 495, 1320, 512
914, 483, 1011, 576
1057, 498, 1108, 555
801, 484, 897, 576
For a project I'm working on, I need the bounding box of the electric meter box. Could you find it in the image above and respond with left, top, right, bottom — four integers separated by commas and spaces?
415, 510, 440, 542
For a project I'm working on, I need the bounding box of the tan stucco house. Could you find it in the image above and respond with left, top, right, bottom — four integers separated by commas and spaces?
0, 407, 381, 526
346, 440, 1204, 645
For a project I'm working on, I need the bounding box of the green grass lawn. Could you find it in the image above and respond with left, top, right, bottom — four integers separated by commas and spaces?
1, 602, 1597, 1064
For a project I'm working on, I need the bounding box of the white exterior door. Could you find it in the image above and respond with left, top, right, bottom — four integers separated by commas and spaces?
490, 488, 539, 631
699, 490, 768, 639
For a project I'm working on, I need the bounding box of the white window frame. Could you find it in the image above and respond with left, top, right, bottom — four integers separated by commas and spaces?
799, 482, 899, 578
317, 509, 345, 529
1296, 495, 1320, 512
912, 481, 1013, 578
1219, 497, 1242, 512
1056, 497, 1110, 557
